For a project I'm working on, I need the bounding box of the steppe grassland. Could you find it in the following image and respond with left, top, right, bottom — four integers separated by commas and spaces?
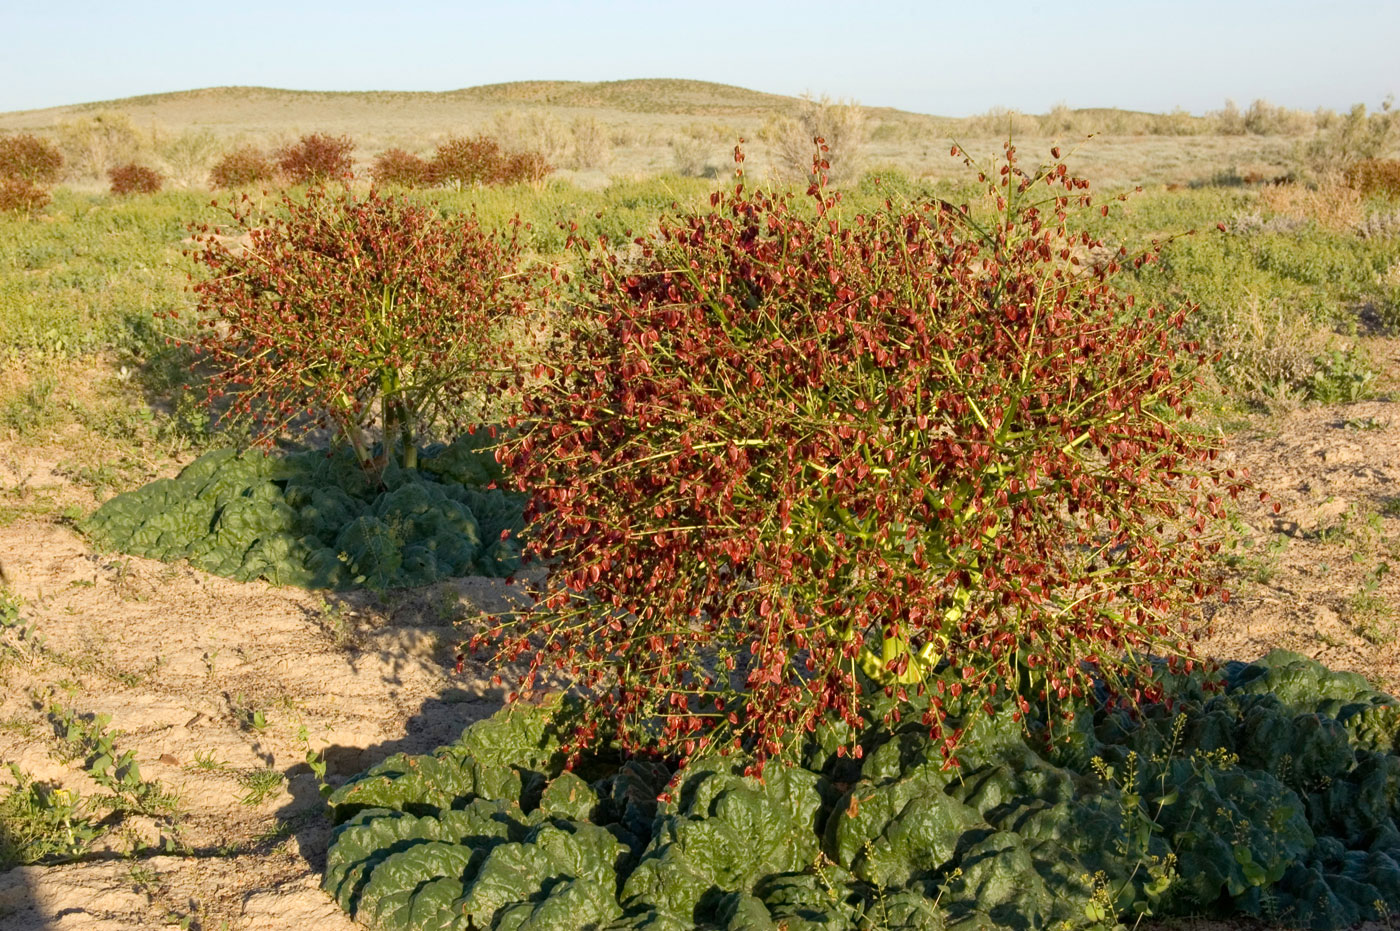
0, 82, 1315, 190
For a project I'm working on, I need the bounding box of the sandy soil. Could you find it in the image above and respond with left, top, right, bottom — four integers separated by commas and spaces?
2, 399, 1399, 930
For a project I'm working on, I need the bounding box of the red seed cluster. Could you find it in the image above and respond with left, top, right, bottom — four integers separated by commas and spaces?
480, 141, 1248, 771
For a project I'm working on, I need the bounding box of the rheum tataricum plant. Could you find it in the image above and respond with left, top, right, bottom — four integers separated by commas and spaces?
183, 186, 541, 470
482, 141, 1250, 770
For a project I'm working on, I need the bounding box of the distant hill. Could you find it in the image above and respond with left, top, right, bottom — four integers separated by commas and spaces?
0, 80, 891, 136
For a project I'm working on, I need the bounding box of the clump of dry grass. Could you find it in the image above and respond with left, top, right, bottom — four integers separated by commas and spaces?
567, 116, 612, 170
54, 111, 146, 181
1346, 158, 1400, 198
1201, 293, 1334, 401
1258, 176, 1366, 232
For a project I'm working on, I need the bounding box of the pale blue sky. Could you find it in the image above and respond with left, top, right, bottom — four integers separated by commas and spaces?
3, 0, 1396, 116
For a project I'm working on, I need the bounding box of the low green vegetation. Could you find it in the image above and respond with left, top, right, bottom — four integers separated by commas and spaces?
81, 435, 525, 591
322, 652, 1400, 931
0, 764, 101, 869
0, 188, 210, 359
48, 704, 180, 817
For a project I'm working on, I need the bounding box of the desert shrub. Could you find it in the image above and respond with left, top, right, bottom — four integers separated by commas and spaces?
82, 436, 524, 590
1346, 158, 1400, 198
208, 145, 273, 188
1357, 208, 1400, 240
490, 109, 571, 165
482, 143, 1246, 768
0, 178, 51, 215
428, 134, 502, 188
276, 132, 354, 184
157, 129, 220, 189
54, 111, 142, 180
669, 131, 710, 177
369, 147, 430, 187
1038, 102, 1078, 136
568, 116, 612, 170
1258, 177, 1365, 232
323, 651, 1400, 931
1214, 99, 1248, 135
0, 133, 63, 184
1243, 98, 1313, 136
426, 135, 550, 188
761, 93, 866, 182
184, 186, 541, 471
107, 163, 161, 195
1293, 102, 1400, 182
497, 149, 551, 186
1199, 293, 1334, 399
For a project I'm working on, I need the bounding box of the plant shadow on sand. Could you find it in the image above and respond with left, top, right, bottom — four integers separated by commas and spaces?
273, 581, 518, 890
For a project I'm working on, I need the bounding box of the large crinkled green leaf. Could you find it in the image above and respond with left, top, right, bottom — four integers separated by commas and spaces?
1227, 650, 1377, 708
323, 803, 525, 916
824, 757, 970, 887
539, 771, 596, 822
750, 872, 857, 931
449, 700, 568, 798
621, 760, 826, 927
420, 430, 506, 488
1157, 759, 1314, 904
1308, 750, 1400, 845
356, 841, 477, 931
328, 752, 480, 822
592, 760, 670, 840
1236, 702, 1355, 789
329, 702, 570, 824
457, 822, 627, 930
941, 831, 1058, 931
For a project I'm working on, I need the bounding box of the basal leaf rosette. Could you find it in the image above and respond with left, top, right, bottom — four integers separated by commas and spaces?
484, 143, 1249, 769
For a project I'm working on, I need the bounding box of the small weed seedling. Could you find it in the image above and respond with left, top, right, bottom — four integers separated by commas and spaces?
236, 768, 284, 807
48, 705, 180, 816
0, 763, 102, 868
1349, 562, 1395, 643
186, 750, 231, 773
295, 724, 332, 799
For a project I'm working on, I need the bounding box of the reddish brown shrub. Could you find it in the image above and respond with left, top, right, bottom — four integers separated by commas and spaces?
108, 163, 162, 195
480, 142, 1247, 769
428, 135, 503, 188
209, 146, 273, 188
1346, 158, 1400, 198
0, 178, 51, 214
498, 150, 552, 186
369, 147, 431, 187
276, 133, 354, 185
0, 133, 63, 184
184, 187, 542, 470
